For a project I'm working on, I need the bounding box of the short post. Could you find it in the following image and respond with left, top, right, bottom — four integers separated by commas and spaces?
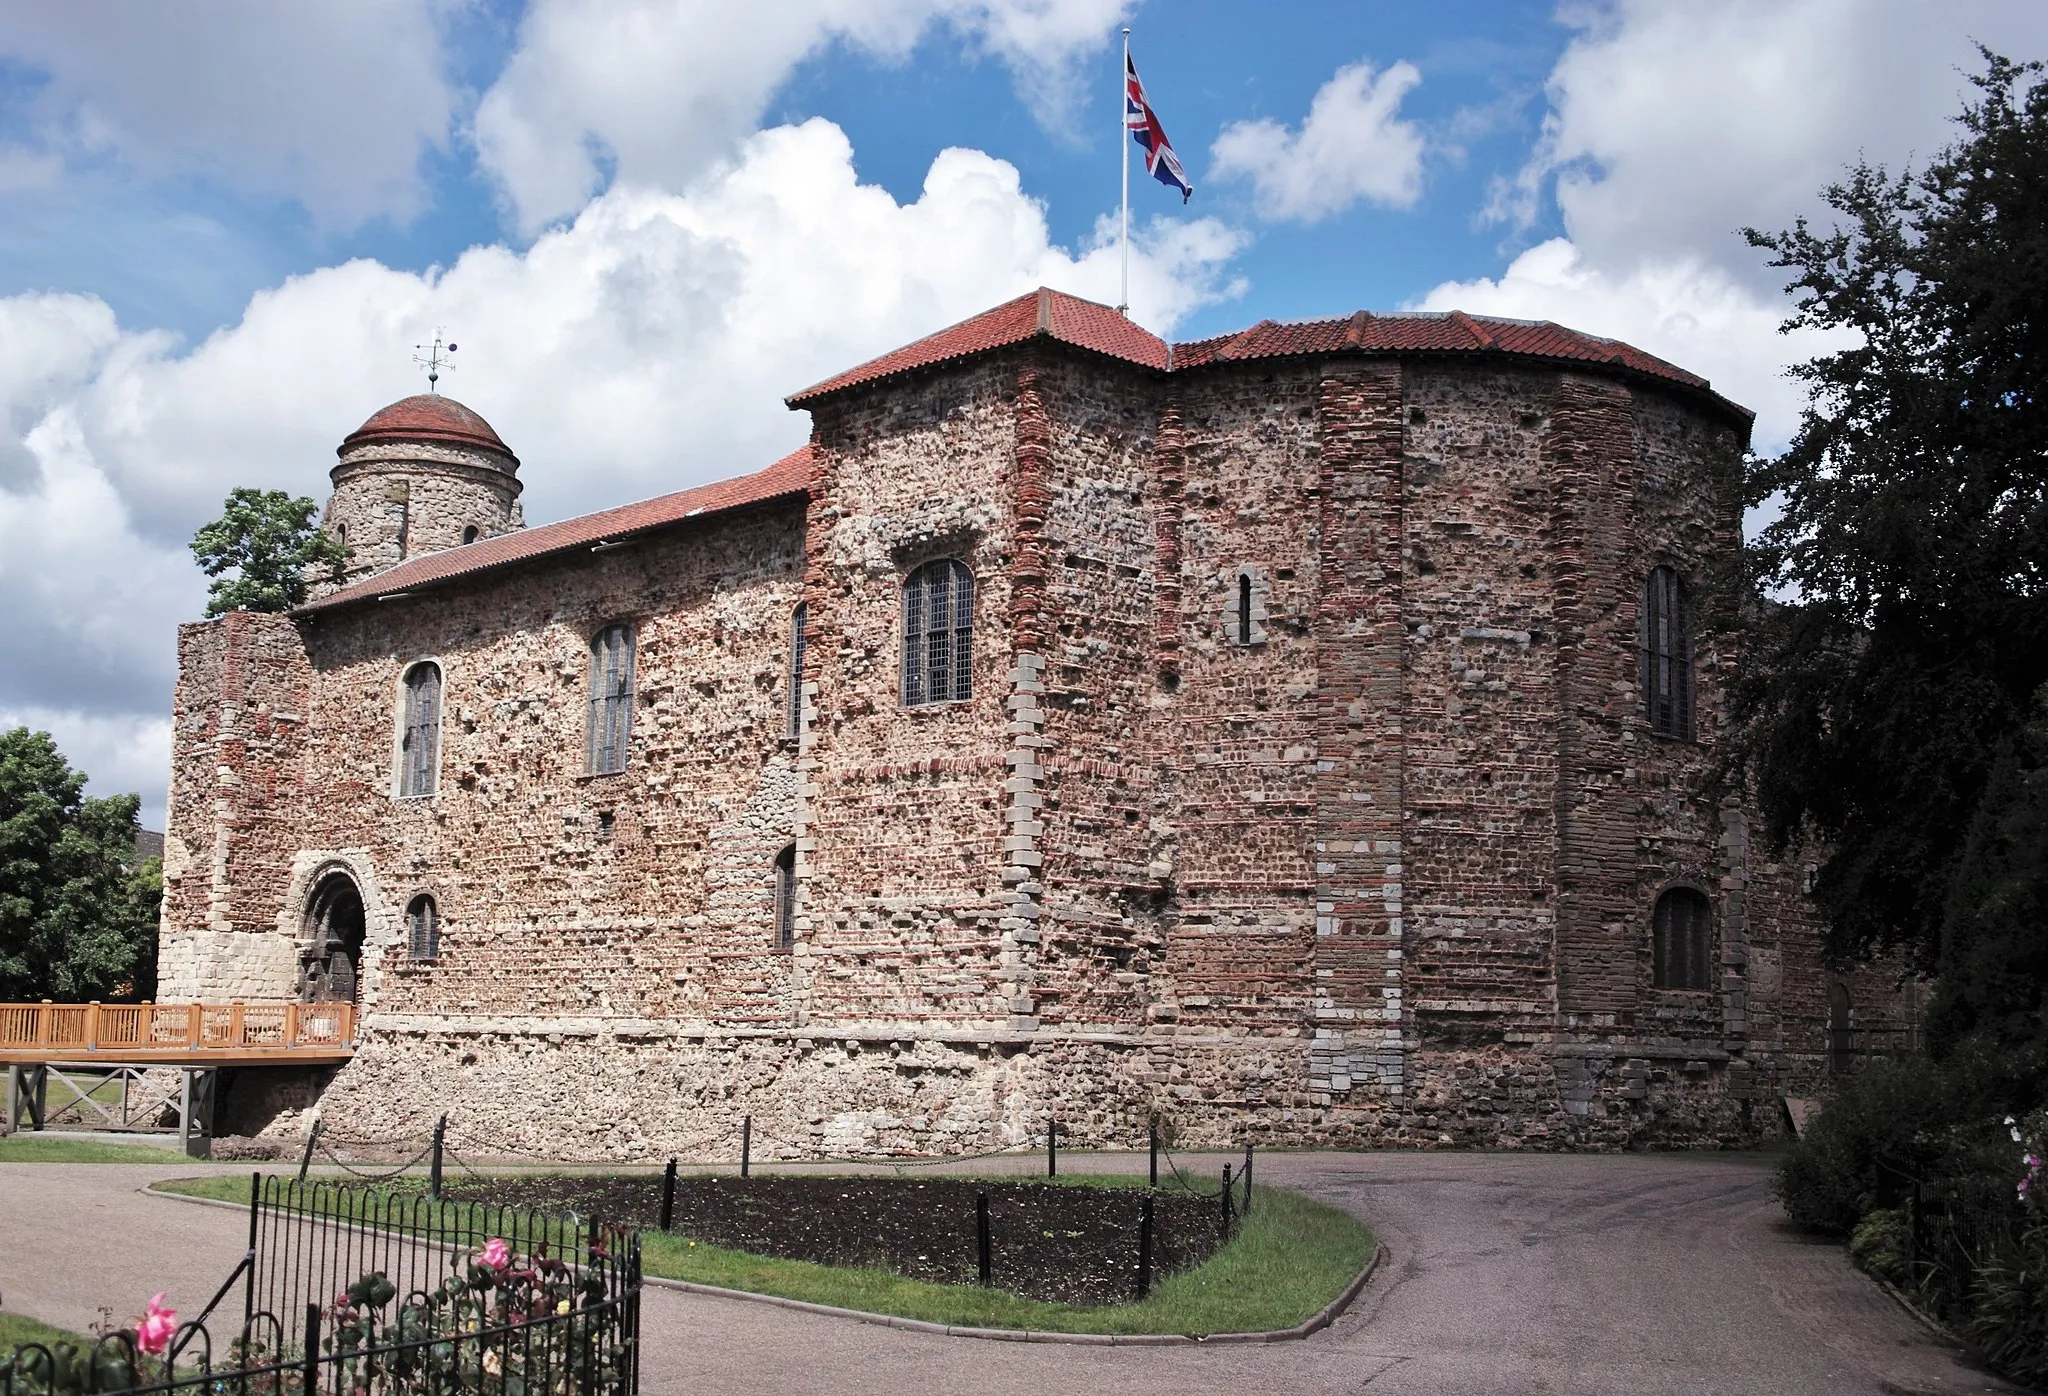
741, 1115, 752, 1179
1148, 1117, 1159, 1188
660, 1157, 678, 1232
1241, 1143, 1254, 1217
976, 1191, 992, 1286
1220, 1164, 1234, 1238
429, 1114, 447, 1199
1047, 1117, 1057, 1178
297, 1118, 322, 1184
301, 1302, 322, 1396
1137, 1194, 1154, 1299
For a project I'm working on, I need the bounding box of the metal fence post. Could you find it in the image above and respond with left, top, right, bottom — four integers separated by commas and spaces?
1148, 1117, 1159, 1188
660, 1158, 677, 1232
1242, 1143, 1254, 1217
1047, 1117, 1057, 1178
430, 1114, 446, 1199
1221, 1164, 1233, 1239
1137, 1194, 1154, 1299
296, 1119, 321, 1185
301, 1302, 321, 1396
741, 1116, 752, 1179
245, 1171, 260, 1327
976, 1191, 992, 1286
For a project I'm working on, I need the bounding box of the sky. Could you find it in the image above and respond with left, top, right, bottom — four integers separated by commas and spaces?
2, 0, 2045, 833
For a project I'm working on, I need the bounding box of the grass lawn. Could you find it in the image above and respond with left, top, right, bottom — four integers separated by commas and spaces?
0, 1134, 183, 1163
0, 1310, 89, 1351
153, 1173, 1374, 1336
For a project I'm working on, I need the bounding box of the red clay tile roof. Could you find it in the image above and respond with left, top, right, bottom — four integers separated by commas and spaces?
789, 289, 1743, 422
343, 394, 517, 463
300, 443, 810, 613
787, 288, 1170, 404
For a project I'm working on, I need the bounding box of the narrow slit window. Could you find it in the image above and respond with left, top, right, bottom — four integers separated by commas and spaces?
461, 524, 479, 545
1642, 566, 1693, 738
406, 894, 439, 960
788, 602, 807, 739
773, 845, 797, 951
1238, 574, 1253, 645
397, 662, 441, 798
901, 560, 974, 706
587, 623, 636, 774
1652, 887, 1713, 991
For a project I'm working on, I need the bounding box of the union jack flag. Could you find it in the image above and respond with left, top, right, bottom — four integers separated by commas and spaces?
1125, 51, 1192, 203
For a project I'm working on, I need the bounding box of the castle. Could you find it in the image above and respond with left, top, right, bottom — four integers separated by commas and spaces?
158, 289, 1909, 1157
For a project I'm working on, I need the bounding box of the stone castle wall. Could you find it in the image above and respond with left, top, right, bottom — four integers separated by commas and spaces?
165, 341, 1889, 1155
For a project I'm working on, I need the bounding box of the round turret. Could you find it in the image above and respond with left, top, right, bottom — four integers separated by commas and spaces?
317, 394, 524, 591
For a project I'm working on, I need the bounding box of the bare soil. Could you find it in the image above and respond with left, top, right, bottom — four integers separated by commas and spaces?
440, 1174, 1223, 1307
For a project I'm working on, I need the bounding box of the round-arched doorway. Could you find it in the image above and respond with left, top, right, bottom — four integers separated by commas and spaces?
300, 871, 367, 1004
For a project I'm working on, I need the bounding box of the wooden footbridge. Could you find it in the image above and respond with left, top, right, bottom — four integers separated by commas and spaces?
1, 1002, 355, 1155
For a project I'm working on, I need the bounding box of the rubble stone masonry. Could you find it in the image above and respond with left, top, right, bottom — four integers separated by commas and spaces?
161, 321, 1891, 1158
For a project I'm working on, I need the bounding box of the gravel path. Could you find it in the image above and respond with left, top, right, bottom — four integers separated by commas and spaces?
0, 1150, 2022, 1395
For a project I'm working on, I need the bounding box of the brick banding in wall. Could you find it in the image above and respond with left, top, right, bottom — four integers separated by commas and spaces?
155, 289, 1916, 1158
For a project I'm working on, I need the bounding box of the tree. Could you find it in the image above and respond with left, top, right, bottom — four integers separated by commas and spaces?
190, 487, 347, 616
0, 728, 160, 1001
1738, 51, 2048, 1004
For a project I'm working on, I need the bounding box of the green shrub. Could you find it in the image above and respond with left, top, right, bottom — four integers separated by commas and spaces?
1849, 1207, 1911, 1285
1963, 1212, 2048, 1387
1775, 1056, 1950, 1233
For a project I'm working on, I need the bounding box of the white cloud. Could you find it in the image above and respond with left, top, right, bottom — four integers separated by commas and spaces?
1499, 0, 2048, 280
474, 0, 1131, 233
1210, 60, 1425, 222
1412, 238, 1855, 454
0, 0, 456, 227
0, 117, 1244, 823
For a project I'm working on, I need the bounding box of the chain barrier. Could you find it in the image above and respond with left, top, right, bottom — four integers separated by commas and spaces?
314, 1137, 435, 1181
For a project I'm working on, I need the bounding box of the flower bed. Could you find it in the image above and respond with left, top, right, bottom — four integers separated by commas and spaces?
440, 1174, 1218, 1307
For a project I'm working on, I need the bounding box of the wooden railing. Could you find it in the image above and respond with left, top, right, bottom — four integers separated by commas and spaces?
0, 1002, 355, 1057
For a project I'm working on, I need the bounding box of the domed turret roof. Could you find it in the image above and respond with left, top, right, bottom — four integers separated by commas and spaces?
340, 393, 517, 465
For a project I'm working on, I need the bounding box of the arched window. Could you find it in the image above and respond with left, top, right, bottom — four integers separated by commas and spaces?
1642, 566, 1693, 738
461, 524, 480, 546
398, 662, 441, 798
902, 560, 973, 706
1652, 887, 1713, 991
1828, 983, 1854, 1073
407, 894, 440, 961
788, 602, 807, 739
773, 844, 797, 951
334, 521, 347, 546
1238, 574, 1253, 645
587, 623, 635, 774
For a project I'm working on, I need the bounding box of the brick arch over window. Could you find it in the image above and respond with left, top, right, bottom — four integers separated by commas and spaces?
901, 559, 973, 706
1642, 565, 1693, 738
397, 661, 441, 798
1652, 886, 1713, 991
587, 623, 635, 774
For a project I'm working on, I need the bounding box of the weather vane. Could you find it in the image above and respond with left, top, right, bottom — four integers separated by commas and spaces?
413, 331, 458, 393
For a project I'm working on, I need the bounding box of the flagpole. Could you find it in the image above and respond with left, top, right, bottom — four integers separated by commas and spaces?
1119, 26, 1131, 316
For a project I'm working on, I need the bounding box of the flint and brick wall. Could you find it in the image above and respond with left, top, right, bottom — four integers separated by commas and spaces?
162, 341, 1881, 1156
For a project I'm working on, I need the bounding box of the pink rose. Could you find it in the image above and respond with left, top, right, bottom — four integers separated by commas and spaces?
136, 1293, 178, 1356
480, 1238, 511, 1270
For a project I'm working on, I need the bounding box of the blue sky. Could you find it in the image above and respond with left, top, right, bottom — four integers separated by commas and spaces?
0, 0, 2043, 826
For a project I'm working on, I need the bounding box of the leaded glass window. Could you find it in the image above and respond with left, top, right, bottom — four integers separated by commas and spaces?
774, 845, 797, 951
1642, 566, 1693, 738
407, 894, 439, 960
788, 602, 807, 739
901, 560, 973, 706
398, 662, 441, 798
587, 623, 635, 774
1652, 887, 1713, 991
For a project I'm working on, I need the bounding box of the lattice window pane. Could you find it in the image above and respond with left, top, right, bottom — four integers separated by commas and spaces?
408, 896, 439, 960
788, 603, 807, 738
399, 663, 440, 797
1642, 566, 1693, 739
588, 625, 635, 773
774, 846, 796, 950
1653, 888, 1713, 990
902, 559, 973, 706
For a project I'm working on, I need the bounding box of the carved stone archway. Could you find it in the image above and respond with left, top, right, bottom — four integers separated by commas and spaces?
300, 870, 367, 1005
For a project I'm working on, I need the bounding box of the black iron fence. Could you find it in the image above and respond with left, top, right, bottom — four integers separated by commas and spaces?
2, 1177, 640, 1396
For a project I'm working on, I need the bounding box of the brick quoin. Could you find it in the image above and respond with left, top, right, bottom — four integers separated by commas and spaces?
156, 291, 1920, 1157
